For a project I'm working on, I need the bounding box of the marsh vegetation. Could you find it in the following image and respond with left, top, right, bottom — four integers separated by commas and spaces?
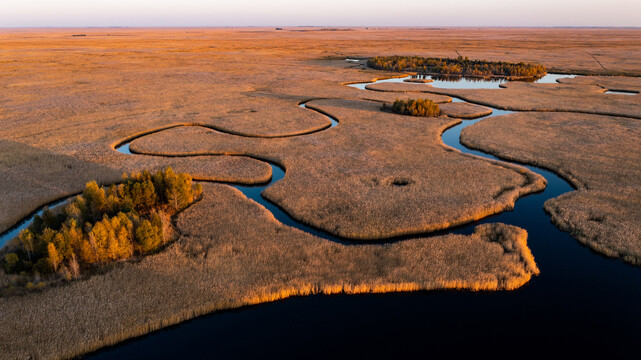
1, 28, 641, 359
1, 167, 201, 294
383, 98, 441, 117
368, 55, 547, 78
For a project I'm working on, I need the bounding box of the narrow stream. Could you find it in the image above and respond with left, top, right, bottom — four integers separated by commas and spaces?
3, 71, 640, 357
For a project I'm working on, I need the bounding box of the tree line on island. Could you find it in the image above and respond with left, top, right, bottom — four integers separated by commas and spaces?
368, 55, 547, 78
2, 167, 202, 288
383, 98, 441, 117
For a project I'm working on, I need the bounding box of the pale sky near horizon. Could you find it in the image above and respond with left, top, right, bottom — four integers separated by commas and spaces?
2, 0, 640, 28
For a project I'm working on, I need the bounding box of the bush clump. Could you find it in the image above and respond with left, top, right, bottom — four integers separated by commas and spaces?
383, 98, 441, 117
1, 167, 202, 282
368, 55, 546, 78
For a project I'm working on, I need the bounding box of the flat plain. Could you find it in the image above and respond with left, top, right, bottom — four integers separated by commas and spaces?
1, 27, 640, 359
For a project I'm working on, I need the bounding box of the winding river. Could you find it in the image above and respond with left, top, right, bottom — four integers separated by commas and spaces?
3, 71, 640, 357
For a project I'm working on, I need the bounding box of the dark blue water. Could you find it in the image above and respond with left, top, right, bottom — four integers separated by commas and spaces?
604, 90, 638, 95
4, 74, 640, 358
0, 198, 69, 248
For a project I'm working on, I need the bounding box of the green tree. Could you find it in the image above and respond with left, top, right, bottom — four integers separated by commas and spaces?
3, 253, 19, 273
34, 257, 53, 274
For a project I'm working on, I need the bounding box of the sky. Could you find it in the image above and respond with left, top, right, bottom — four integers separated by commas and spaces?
2, 0, 640, 28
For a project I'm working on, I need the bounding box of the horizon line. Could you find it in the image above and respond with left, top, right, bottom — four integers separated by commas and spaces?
2, 25, 640, 29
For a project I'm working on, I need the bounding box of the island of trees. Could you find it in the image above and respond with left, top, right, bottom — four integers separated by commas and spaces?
383, 98, 441, 117
368, 55, 547, 78
1, 167, 202, 291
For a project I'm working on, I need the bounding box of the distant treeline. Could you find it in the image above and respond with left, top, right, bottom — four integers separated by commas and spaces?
368, 56, 546, 78
2, 168, 202, 281
383, 98, 441, 117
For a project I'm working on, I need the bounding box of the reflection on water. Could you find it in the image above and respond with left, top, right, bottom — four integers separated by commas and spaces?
349, 73, 578, 90
604, 90, 638, 95
114, 143, 132, 154
534, 73, 577, 83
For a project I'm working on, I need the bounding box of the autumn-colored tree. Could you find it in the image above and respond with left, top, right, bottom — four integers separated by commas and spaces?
384, 98, 441, 117
129, 180, 156, 212
65, 200, 83, 222
368, 55, 546, 78
79, 235, 98, 265
47, 243, 62, 273
19, 229, 35, 262
83, 181, 106, 221
135, 220, 162, 254
89, 221, 110, 263
6, 167, 201, 279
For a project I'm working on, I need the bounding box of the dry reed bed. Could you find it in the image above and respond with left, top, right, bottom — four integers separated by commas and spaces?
358, 91, 453, 104
0, 184, 539, 360
0, 140, 122, 234
365, 81, 641, 119
196, 98, 334, 137
434, 102, 493, 119
557, 75, 641, 93
1, 28, 640, 232
0, 27, 639, 357
129, 98, 545, 239
461, 112, 641, 265
0, 141, 271, 235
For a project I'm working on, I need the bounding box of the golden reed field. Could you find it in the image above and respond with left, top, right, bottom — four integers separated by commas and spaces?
1, 27, 640, 359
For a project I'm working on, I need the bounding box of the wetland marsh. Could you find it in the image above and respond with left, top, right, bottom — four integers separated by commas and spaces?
88, 71, 641, 359
1, 27, 640, 359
